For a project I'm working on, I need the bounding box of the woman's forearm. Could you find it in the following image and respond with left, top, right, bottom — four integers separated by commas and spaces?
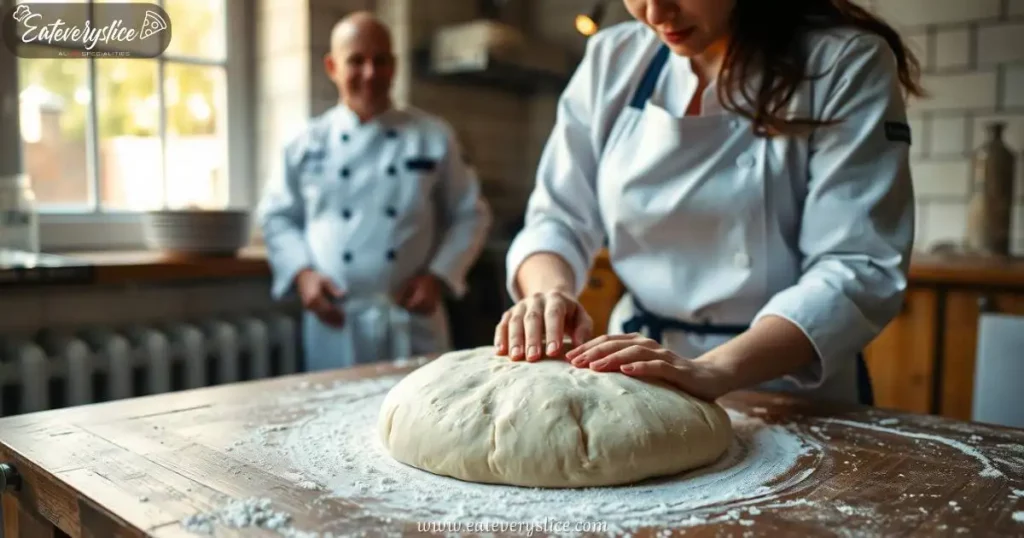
514, 252, 576, 297
694, 315, 818, 394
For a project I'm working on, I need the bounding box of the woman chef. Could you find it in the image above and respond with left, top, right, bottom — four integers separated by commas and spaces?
495, 0, 923, 405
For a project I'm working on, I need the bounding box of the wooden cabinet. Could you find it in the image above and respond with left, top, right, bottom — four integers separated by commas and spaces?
938, 290, 1024, 420
579, 249, 1024, 420
577, 254, 624, 336
862, 288, 937, 414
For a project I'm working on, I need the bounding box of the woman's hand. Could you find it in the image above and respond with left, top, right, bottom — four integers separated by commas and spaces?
565, 333, 736, 401
494, 289, 594, 362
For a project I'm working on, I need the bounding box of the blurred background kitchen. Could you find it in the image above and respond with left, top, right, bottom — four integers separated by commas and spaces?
0, 0, 1023, 427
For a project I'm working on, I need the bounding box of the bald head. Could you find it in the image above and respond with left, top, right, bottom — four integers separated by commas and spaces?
330, 11, 392, 56
324, 10, 396, 120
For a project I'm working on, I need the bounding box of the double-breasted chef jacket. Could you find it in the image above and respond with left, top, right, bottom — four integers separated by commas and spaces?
506, 21, 915, 405
260, 104, 492, 371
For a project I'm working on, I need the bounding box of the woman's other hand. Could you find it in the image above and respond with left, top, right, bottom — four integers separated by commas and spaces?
565, 333, 736, 401
494, 289, 593, 362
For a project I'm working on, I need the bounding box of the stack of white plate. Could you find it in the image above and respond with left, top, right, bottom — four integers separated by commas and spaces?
142, 209, 251, 257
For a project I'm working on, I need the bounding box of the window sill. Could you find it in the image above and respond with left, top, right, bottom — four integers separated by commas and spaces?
40, 245, 273, 287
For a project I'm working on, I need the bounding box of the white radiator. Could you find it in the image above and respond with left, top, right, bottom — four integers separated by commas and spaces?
0, 312, 300, 416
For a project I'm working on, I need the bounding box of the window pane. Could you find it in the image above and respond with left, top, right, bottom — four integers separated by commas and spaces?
164, 63, 228, 210
95, 58, 163, 211
164, 0, 226, 61
17, 57, 92, 209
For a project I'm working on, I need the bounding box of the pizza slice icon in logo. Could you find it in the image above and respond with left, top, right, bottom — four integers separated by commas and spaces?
139, 10, 167, 40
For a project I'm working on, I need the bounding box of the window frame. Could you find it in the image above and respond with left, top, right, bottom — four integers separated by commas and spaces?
8, 0, 257, 252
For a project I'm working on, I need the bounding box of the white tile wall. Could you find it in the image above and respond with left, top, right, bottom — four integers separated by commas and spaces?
911, 158, 972, 197
1006, 66, 1024, 108
930, 116, 969, 155
924, 201, 970, 245
908, 116, 928, 157
872, 0, 1002, 28
916, 71, 1000, 111
863, 0, 1024, 254
977, 23, 1024, 65
935, 28, 970, 70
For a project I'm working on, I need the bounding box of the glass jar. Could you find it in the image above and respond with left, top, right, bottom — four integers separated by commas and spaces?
0, 173, 40, 254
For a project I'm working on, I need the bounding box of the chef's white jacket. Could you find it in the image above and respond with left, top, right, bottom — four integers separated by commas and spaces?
506, 21, 915, 404
260, 104, 492, 371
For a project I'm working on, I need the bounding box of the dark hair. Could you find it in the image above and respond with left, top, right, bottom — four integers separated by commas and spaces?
718, 0, 927, 137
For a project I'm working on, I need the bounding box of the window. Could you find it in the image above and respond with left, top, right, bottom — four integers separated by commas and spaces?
10, 0, 254, 250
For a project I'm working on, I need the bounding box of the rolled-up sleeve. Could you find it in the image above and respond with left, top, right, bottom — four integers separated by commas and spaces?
505, 35, 607, 301
257, 138, 314, 300
751, 34, 916, 388
428, 127, 493, 299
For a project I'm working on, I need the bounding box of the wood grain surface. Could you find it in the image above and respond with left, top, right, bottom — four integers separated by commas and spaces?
2, 359, 1023, 537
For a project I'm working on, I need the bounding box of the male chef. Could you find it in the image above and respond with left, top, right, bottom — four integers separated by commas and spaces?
257, 11, 492, 371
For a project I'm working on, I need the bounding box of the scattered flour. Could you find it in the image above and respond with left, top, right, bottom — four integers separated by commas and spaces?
257, 375, 826, 535
181, 498, 292, 535
177, 372, 1022, 536
820, 419, 1005, 478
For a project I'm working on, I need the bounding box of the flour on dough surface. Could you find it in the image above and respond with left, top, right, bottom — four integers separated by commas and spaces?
378, 346, 733, 488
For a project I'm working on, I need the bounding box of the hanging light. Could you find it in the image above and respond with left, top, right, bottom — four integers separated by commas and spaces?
575, 0, 606, 36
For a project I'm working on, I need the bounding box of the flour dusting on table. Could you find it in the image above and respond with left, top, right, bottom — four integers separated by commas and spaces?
252, 375, 824, 535
820, 418, 1006, 478
174, 369, 1023, 537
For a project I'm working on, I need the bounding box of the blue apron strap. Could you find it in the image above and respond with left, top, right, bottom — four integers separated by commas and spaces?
629, 44, 670, 109
855, 353, 874, 407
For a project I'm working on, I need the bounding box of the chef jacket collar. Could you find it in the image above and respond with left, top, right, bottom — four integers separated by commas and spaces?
330, 102, 403, 131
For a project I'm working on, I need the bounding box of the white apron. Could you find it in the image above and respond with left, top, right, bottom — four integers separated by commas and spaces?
302, 297, 451, 372
598, 45, 868, 406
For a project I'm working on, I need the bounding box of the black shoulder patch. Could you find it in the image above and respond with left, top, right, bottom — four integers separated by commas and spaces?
885, 121, 912, 144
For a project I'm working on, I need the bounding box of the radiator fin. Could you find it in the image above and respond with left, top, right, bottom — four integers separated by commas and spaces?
0, 311, 301, 417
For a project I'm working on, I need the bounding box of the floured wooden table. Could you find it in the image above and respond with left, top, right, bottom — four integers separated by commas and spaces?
2, 357, 1023, 537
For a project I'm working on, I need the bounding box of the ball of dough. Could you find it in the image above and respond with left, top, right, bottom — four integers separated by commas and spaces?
378, 346, 733, 488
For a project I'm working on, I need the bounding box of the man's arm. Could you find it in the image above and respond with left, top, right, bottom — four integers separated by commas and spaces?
257, 138, 314, 300
426, 127, 493, 298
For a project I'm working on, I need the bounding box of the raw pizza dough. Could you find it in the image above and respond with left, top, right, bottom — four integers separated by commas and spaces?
378, 346, 733, 488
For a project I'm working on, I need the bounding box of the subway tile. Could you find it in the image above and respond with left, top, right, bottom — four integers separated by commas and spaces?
1003, 64, 1024, 109
913, 199, 929, 251
977, 23, 1024, 65
873, 0, 1001, 28
935, 28, 970, 70
910, 158, 971, 198
903, 31, 931, 70
918, 71, 999, 110
930, 115, 969, 155
908, 116, 927, 157
1012, 203, 1024, 255
922, 200, 969, 249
